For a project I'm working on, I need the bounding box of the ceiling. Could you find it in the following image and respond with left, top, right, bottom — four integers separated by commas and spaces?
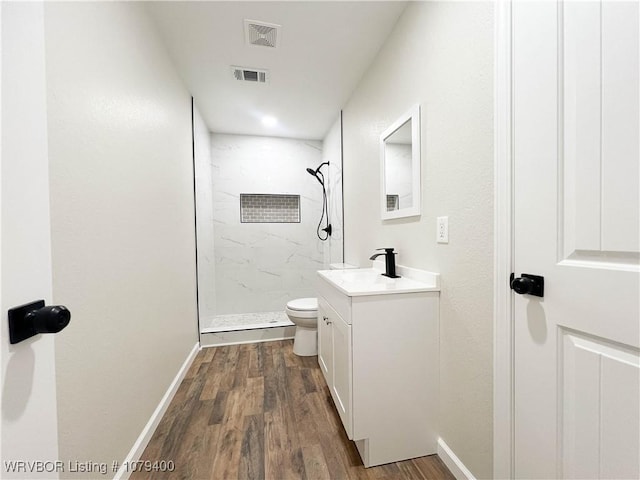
145, 2, 408, 140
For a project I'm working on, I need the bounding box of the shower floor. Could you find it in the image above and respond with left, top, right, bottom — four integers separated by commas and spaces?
200, 311, 294, 334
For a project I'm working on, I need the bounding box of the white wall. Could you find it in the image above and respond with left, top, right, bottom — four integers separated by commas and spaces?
193, 104, 217, 323
323, 115, 344, 265
342, 2, 494, 477
1, 3, 59, 477
43, 2, 197, 476
210, 134, 325, 315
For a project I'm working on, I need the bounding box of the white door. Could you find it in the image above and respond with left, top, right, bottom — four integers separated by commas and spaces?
317, 299, 333, 385
1, 2, 60, 478
331, 311, 352, 439
512, 2, 639, 479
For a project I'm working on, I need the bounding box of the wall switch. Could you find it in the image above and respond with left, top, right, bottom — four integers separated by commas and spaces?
437, 216, 449, 243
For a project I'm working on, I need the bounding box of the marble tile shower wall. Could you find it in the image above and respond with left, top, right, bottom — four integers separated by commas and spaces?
210, 133, 326, 315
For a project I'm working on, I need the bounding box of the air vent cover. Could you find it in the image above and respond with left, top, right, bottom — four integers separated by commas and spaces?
231, 66, 269, 84
244, 19, 280, 48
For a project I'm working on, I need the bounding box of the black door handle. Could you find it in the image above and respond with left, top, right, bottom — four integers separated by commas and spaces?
510, 273, 544, 297
8, 300, 71, 344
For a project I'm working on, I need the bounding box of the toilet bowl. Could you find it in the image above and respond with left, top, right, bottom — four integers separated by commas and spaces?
285, 297, 318, 356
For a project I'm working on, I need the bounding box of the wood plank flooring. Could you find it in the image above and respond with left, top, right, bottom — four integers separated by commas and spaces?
132, 340, 455, 480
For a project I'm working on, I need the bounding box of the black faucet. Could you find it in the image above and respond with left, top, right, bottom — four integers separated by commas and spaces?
369, 248, 400, 278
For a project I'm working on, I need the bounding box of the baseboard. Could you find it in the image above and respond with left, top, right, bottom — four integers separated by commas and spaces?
437, 438, 476, 480
200, 325, 295, 347
113, 342, 200, 480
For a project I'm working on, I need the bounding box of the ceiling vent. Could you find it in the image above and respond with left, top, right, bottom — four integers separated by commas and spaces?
231, 66, 269, 84
244, 19, 281, 48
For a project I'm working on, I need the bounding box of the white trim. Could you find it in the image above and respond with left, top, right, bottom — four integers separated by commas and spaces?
493, 0, 514, 479
437, 438, 476, 480
200, 325, 295, 348
0, 3, 4, 467
113, 342, 200, 480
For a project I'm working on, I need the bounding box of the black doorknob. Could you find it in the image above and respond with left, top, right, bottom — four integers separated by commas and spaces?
8, 300, 71, 344
26, 305, 70, 334
510, 273, 544, 297
511, 277, 535, 294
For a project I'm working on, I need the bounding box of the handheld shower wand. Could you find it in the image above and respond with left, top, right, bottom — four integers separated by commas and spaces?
306, 163, 328, 185
306, 162, 331, 240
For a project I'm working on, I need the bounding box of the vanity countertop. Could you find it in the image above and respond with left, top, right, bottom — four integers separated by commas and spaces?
317, 266, 440, 297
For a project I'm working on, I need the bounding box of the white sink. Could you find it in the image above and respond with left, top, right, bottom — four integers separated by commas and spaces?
317, 266, 439, 297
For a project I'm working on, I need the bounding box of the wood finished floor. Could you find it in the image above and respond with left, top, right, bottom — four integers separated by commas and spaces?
132, 340, 455, 480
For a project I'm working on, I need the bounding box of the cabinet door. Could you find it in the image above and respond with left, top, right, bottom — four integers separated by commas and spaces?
331, 311, 353, 439
317, 298, 333, 386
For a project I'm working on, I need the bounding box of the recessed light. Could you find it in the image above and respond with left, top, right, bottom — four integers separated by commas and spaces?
262, 115, 278, 127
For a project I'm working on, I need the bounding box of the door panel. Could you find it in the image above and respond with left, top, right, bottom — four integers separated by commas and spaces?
331, 311, 352, 439
600, 3, 639, 252
561, 331, 639, 479
317, 298, 332, 385
513, 1, 639, 478
562, 1, 640, 258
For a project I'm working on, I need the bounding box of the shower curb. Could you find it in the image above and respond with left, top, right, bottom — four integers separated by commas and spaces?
200, 325, 296, 348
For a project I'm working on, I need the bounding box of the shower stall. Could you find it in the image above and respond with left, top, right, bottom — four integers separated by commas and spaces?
193, 106, 343, 338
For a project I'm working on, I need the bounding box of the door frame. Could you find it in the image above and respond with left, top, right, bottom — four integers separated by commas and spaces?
0, 0, 3, 462
493, 0, 514, 478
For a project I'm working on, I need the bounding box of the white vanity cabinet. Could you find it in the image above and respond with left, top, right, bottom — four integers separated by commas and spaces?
316, 267, 440, 468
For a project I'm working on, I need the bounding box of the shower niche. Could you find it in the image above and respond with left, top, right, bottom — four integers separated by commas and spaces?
192, 107, 343, 339
240, 194, 300, 223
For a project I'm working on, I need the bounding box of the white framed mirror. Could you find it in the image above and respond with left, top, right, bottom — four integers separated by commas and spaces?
380, 104, 421, 220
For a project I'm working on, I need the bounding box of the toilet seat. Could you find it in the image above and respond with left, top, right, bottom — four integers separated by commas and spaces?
286, 297, 317, 319
286, 297, 318, 312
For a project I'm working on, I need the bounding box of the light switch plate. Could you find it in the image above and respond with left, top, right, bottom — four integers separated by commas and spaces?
437, 216, 449, 243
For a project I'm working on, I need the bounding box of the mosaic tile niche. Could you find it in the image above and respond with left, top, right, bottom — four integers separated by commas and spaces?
240, 194, 300, 223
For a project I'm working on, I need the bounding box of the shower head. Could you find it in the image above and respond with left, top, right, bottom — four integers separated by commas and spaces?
306, 163, 327, 186
307, 162, 329, 176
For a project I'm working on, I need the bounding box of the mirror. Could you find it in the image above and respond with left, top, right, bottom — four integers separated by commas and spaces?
380, 104, 421, 220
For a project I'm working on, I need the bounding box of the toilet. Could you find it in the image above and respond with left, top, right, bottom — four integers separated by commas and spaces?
286, 265, 357, 356
285, 297, 318, 356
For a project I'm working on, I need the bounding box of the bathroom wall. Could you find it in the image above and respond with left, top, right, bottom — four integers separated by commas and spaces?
193, 103, 217, 323
210, 133, 325, 316
342, 2, 494, 478
44, 2, 197, 476
323, 115, 344, 266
